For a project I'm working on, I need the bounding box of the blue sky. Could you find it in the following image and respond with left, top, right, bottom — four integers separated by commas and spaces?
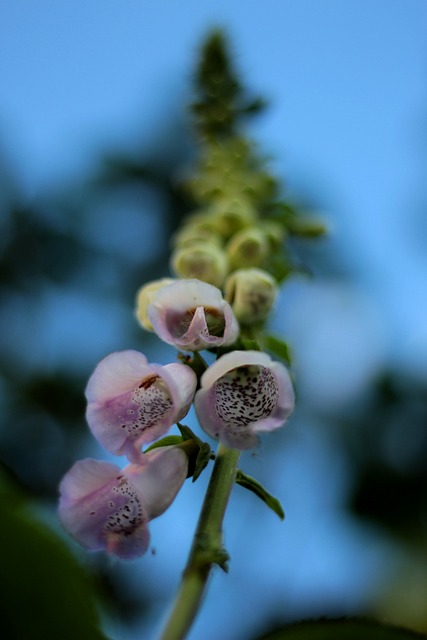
1, 2, 427, 639
1, 1, 426, 373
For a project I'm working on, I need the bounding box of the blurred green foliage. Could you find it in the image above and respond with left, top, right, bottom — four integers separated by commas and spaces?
252, 619, 427, 640
0, 467, 108, 639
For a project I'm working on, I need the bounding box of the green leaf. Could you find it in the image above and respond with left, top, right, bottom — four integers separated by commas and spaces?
175, 425, 213, 481
192, 442, 213, 482
252, 619, 427, 640
265, 202, 298, 227
286, 217, 327, 238
263, 334, 293, 366
144, 435, 184, 453
0, 492, 108, 640
239, 336, 262, 351
235, 470, 285, 520
177, 423, 200, 442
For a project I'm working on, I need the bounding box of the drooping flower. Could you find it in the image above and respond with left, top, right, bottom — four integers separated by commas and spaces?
58, 446, 188, 560
148, 279, 239, 351
172, 214, 222, 248
85, 350, 197, 463
170, 243, 228, 288
226, 227, 269, 270
210, 196, 256, 239
194, 350, 294, 450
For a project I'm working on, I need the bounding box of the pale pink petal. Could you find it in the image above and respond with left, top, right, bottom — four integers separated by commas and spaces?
105, 524, 150, 560
125, 447, 188, 520
200, 350, 273, 388
59, 458, 147, 552
159, 363, 198, 421
152, 278, 224, 312
85, 350, 150, 402
59, 458, 119, 501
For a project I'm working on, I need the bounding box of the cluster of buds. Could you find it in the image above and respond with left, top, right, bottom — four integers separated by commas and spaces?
170, 138, 285, 326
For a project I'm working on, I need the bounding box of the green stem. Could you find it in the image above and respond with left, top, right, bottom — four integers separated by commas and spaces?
158, 443, 240, 640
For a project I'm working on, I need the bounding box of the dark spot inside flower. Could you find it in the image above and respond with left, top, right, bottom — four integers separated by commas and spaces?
214, 365, 279, 429
139, 375, 160, 390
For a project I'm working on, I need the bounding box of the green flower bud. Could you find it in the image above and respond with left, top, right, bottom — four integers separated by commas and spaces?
286, 216, 327, 237
210, 197, 257, 239
258, 220, 287, 249
224, 268, 277, 324
185, 175, 225, 202
226, 227, 269, 270
171, 243, 228, 288
172, 217, 222, 248
135, 278, 176, 331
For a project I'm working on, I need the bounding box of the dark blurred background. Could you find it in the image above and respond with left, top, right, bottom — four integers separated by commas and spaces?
1, 2, 427, 640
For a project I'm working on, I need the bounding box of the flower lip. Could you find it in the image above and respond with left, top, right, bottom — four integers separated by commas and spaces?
165, 305, 226, 341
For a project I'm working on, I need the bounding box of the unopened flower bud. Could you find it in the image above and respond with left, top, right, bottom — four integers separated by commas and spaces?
225, 268, 277, 324
258, 220, 286, 249
226, 227, 269, 270
211, 197, 256, 239
172, 211, 221, 245
171, 244, 228, 288
241, 172, 277, 200
172, 221, 222, 249
136, 278, 176, 331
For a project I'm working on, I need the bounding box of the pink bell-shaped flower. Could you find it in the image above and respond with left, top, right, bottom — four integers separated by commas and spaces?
58, 447, 188, 560
194, 350, 295, 450
147, 278, 239, 351
85, 350, 197, 463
